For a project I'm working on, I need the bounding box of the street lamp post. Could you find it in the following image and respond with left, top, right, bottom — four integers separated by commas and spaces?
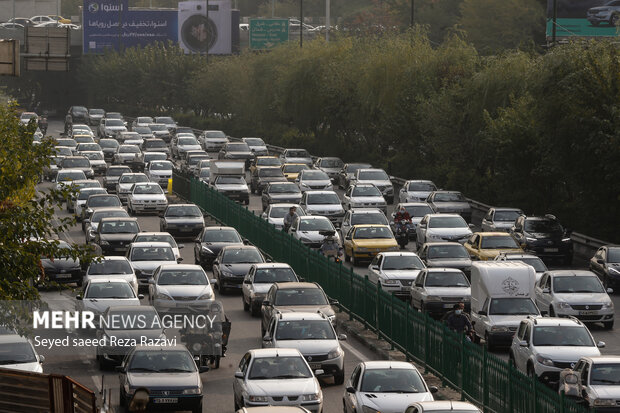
410, 0, 414, 27
300, 0, 303, 48
326, 0, 330, 41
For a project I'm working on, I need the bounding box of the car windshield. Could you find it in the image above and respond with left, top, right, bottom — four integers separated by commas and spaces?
361, 368, 426, 393
320, 158, 343, 168
425, 271, 469, 287
201, 230, 241, 243
62, 158, 90, 168
200, 169, 210, 178
74, 136, 94, 143
354, 227, 393, 239
532, 326, 594, 347
346, 164, 371, 174
553, 276, 604, 293
88, 259, 133, 275
156, 117, 174, 124
403, 205, 434, 217
158, 269, 208, 285
283, 164, 308, 173
276, 319, 335, 340
56, 139, 77, 147
133, 185, 163, 195
166, 205, 202, 217
428, 216, 468, 229
107, 168, 131, 176
480, 236, 519, 249
270, 206, 299, 218
407, 182, 436, 191
130, 247, 175, 261
494, 210, 522, 222
222, 248, 263, 263
145, 140, 166, 149
205, 131, 226, 138
608, 248, 620, 263
78, 189, 106, 200
358, 170, 389, 180
89, 196, 121, 207
178, 137, 199, 145
434, 192, 466, 202
274, 288, 328, 305
58, 171, 86, 181
120, 174, 148, 184
138, 117, 153, 123
286, 150, 309, 157
259, 168, 284, 177
150, 161, 172, 170
106, 119, 124, 127
128, 350, 196, 373
351, 213, 389, 226
489, 298, 538, 315
104, 309, 160, 330
228, 143, 250, 151
0, 341, 37, 364
78, 144, 101, 152
512, 257, 547, 272
302, 170, 329, 180
382, 255, 425, 270
91, 210, 128, 223
100, 221, 138, 234
352, 186, 382, 197
134, 126, 152, 134
244, 138, 264, 146
307, 193, 340, 205
299, 219, 333, 231
254, 268, 297, 283
590, 364, 620, 385
269, 183, 300, 193
215, 176, 245, 185
524, 219, 562, 233
99, 140, 119, 149
86, 282, 134, 299
145, 153, 167, 162
106, 113, 121, 119
119, 146, 139, 153
248, 356, 311, 379
258, 158, 281, 166
149, 124, 168, 131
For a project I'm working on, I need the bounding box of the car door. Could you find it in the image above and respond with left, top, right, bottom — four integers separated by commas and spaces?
481, 209, 494, 232
263, 317, 276, 346
233, 352, 251, 405
340, 211, 351, 240
344, 364, 362, 413
343, 187, 353, 209
411, 270, 426, 309
591, 247, 606, 277
416, 216, 428, 246
242, 267, 254, 303
464, 234, 479, 258
537, 274, 553, 313
344, 227, 355, 255
367, 254, 382, 285
512, 321, 529, 370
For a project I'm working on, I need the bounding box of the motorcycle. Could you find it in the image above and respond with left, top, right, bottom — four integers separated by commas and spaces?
395, 220, 412, 249
179, 303, 231, 369
319, 230, 343, 263
39, 117, 48, 135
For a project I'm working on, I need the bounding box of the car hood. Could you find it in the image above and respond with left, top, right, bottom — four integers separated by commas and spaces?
537, 347, 600, 362
268, 193, 302, 202
274, 305, 335, 318
305, 204, 343, 213
380, 270, 421, 280
432, 202, 470, 211
131, 260, 177, 271
301, 179, 331, 187
284, 157, 313, 165
215, 184, 248, 190
82, 297, 140, 313
1, 362, 42, 373
105, 126, 127, 131
220, 263, 255, 276
249, 145, 268, 151
351, 196, 385, 204
178, 144, 201, 151
404, 191, 432, 199
552, 293, 611, 304
424, 286, 471, 296
127, 372, 200, 389
356, 179, 392, 187
427, 228, 472, 237
360, 391, 433, 411
200, 242, 242, 254
320, 167, 340, 174
274, 340, 338, 355
131, 194, 167, 201
251, 284, 273, 294
41, 257, 80, 269
268, 217, 284, 227
526, 232, 563, 240
488, 315, 536, 326
296, 231, 326, 242
352, 239, 398, 249
590, 385, 620, 399
490, 222, 514, 230
246, 378, 318, 396
148, 170, 171, 176
205, 138, 227, 144
165, 217, 204, 225
259, 177, 288, 185
118, 183, 136, 191
157, 285, 212, 298
426, 258, 472, 269
100, 233, 138, 242
118, 153, 136, 159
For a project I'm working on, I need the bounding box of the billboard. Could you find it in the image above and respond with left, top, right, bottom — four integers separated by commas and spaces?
249, 18, 289, 50
178, 0, 232, 55
547, 0, 620, 39
83, 0, 178, 53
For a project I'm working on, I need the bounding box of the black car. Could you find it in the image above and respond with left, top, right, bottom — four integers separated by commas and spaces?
590, 245, 620, 288
509, 214, 573, 265
103, 165, 132, 192
217, 142, 253, 165
212, 246, 266, 294
94, 217, 140, 255
194, 226, 244, 269
159, 204, 205, 238
81, 193, 123, 223
250, 167, 287, 195
130, 151, 167, 173
99, 138, 120, 161
67, 106, 89, 124
260, 182, 302, 210
39, 240, 82, 286
142, 138, 170, 157
337, 163, 372, 190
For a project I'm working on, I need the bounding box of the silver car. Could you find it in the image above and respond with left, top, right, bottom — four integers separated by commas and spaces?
76, 278, 142, 315
126, 241, 181, 290
84, 207, 129, 243
398, 180, 437, 203
494, 252, 548, 282
352, 168, 394, 204
280, 148, 313, 166
410, 268, 471, 315
233, 348, 323, 413
313, 157, 344, 182
127, 182, 168, 215
72, 187, 107, 219
339, 208, 389, 241
83, 256, 138, 292
481, 207, 524, 232
116, 173, 149, 203
148, 264, 214, 315
242, 137, 269, 156
113, 144, 141, 165
145, 159, 173, 188
201, 130, 228, 151
343, 184, 387, 214
299, 191, 344, 226
415, 214, 473, 247
242, 263, 300, 316
289, 216, 340, 249
261, 204, 306, 230
296, 169, 333, 192
367, 252, 426, 299
426, 191, 471, 223
417, 242, 473, 276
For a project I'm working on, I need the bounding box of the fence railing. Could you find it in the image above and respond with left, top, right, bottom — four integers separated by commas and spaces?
172, 169, 589, 413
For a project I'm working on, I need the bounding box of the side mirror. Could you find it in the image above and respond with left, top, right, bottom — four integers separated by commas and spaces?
338, 334, 347, 341
597, 259, 605, 265
478, 310, 487, 316
38, 355, 45, 363
243, 238, 250, 245
209, 278, 217, 285
148, 279, 155, 285
194, 237, 201, 243
178, 244, 185, 249
346, 386, 356, 394
177, 257, 183, 263
266, 258, 272, 263
468, 223, 475, 229
234, 371, 244, 379
542, 288, 550, 294
243, 279, 252, 284
429, 386, 438, 394
138, 294, 144, 300
597, 341, 606, 348
370, 265, 379, 271
607, 288, 614, 294
519, 340, 528, 347
329, 298, 339, 306
76, 295, 83, 300
262, 334, 272, 342
290, 228, 296, 232
298, 277, 306, 282
262, 300, 271, 307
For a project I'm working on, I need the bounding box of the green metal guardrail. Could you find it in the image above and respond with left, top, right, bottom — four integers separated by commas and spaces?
172, 170, 589, 413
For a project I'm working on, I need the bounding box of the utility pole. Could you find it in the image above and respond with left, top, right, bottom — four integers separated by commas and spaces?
326, 0, 330, 41
300, 0, 303, 48
551, 0, 558, 46
206, 0, 209, 62
410, 0, 414, 27
272, 0, 275, 17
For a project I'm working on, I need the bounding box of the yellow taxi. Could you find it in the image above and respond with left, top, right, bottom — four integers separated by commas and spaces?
343, 224, 399, 266
281, 163, 309, 182
250, 156, 281, 174
50, 15, 72, 24
464, 232, 523, 260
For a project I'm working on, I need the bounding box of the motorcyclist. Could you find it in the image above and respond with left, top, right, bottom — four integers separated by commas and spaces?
445, 302, 473, 340
319, 230, 341, 261
283, 206, 298, 233
39, 113, 48, 135
394, 206, 413, 234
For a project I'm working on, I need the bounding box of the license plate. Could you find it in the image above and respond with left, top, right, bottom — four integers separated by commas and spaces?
544, 248, 558, 252
56, 274, 71, 279
114, 247, 125, 251
580, 311, 596, 315
309, 363, 321, 370
443, 303, 453, 308
153, 398, 177, 404
145, 206, 155, 209
180, 227, 192, 232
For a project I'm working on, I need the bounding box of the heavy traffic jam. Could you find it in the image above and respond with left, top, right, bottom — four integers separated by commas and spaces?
6, 107, 620, 413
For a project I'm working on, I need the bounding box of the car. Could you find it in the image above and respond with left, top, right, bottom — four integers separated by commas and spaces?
261, 282, 337, 335
288, 215, 340, 248
343, 361, 436, 413
463, 232, 523, 261
509, 214, 573, 265
43, 156, 63, 181
406, 401, 481, 413
70, 124, 95, 137
76, 278, 142, 315
198, 167, 210, 184
249, 167, 286, 195
103, 165, 132, 192
281, 163, 310, 182
98, 118, 127, 138
86, 108, 105, 125
587, 0, 620, 26
144, 159, 173, 187
343, 224, 399, 266
132, 125, 156, 140
313, 157, 344, 182
398, 180, 437, 203
174, 127, 196, 139
0, 22, 25, 29
343, 184, 387, 214
98, 138, 120, 161
84, 256, 138, 292
65, 179, 102, 208
148, 123, 172, 142
213, 245, 267, 294
415, 214, 473, 247
261, 182, 303, 210
352, 168, 394, 203
82, 151, 107, 175
535, 270, 614, 329
200, 130, 228, 151
509, 317, 604, 384
367, 252, 426, 299
193, 226, 245, 268
242, 137, 269, 156
426, 191, 471, 222
131, 151, 167, 172
67, 106, 89, 124
19, 111, 38, 125
93, 216, 140, 256
60, 155, 94, 179
390, 203, 435, 235
7, 17, 34, 26
132, 116, 154, 129
72, 187, 107, 219
481, 207, 524, 232
127, 182, 168, 215
55, 137, 78, 151
113, 144, 141, 166
494, 252, 548, 282
218, 141, 253, 165
590, 245, 620, 289
185, 151, 211, 174
154, 116, 177, 131
142, 138, 170, 158
261, 204, 306, 230
242, 263, 300, 316
194, 159, 212, 176
279, 148, 313, 166
233, 348, 323, 413
148, 264, 214, 315
339, 208, 389, 242
262, 312, 346, 384
80, 193, 122, 223
299, 190, 345, 226
105, 112, 125, 124
296, 169, 333, 193
410, 268, 471, 315
126, 241, 181, 290
116, 132, 144, 147
75, 142, 103, 156
118, 345, 204, 413
0, 334, 44, 373
132, 232, 184, 260
116, 173, 149, 203
337, 163, 373, 189
159, 204, 205, 238
84, 207, 129, 242
250, 156, 281, 174
236, 407, 311, 413
55, 169, 87, 190
39, 240, 82, 286
172, 135, 202, 159
569, 356, 620, 410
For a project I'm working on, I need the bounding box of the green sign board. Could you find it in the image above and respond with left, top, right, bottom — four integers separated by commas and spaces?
250, 18, 289, 50
546, 0, 620, 39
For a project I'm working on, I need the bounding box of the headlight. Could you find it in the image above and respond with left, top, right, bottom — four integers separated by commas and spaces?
99, 240, 109, 246
594, 399, 617, 407
301, 393, 320, 401
154, 292, 173, 300
362, 407, 381, 413
197, 291, 212, 300
381, 279, 397, 285
558, 302, 571, 309
602, 301, 614, 309
608, 267, 620, 275
183, 387, 202, 395
328, 347, 343, 359
561, 238, 571, 242
201, 245, 213, 254
536, 355, 555, 367
426, 295, 441, 301
525, 237, 537, 242
491, 326, 508, 332
221, 269, 235, 278
248, 395, 268, 402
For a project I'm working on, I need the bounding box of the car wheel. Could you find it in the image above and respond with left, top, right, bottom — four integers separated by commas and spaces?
485, 333, 495, 351
251, 303, 261, 317
527, 363, 536, 379
604, 320, 614, 330
549, 306, 555, 317
243, 296, 250, 311
334, 369, 345, 385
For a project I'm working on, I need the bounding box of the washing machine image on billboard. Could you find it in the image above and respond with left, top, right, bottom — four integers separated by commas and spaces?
178, 0, 231, 54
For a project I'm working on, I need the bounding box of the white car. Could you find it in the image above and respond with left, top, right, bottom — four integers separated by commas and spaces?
73, 187, 107, 219
279, 148, 313, 166
0, 334, 44, 373
261, 204, 306, 230
132, 116, 153, 128
367, 252, 426, 299
242, 263, 299, 316
288, 216, 340, 249
481, 207, 524, 232
352, 168, 394, 204
415, 214, 473, 247
242, 137, 269, 156
299, 191, 345, 226
120, 132, 144, 147
71, 124, 95, 137
145, 159, 173, 188
116, 173, 149, 203
510, 317, 604, 384
343, 184, 387, 214
98, 118, 127, 138
343, 361, 436, 413
535, 270, 614, 329
233, 348, 323, 413
19, 112, 38, 125
410, 268, 471, 314
82, 151, 107, 175
83, 256, 138, 292
127, 182, 168, 215
132, 232, 183, 260
173, 136, 202, 159
126, 241, 181, 290
406, 401, 481, 413
55, 169, 87, 190
113, 144, 141, 165
148, 264, 214, 314
571, 356, 620, 410
296, 169, 332, 192
339, 208, 389, 241
313, 157, 344, 182
201, 130, 228, 151
494, 252, 548, 282
76, 278, 142, 315
398, 180, 437, 203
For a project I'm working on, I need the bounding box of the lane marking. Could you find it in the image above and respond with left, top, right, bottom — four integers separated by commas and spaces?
342, 340, 369, 362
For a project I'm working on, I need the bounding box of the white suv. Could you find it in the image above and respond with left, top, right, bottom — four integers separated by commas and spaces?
509, 317, 604, 385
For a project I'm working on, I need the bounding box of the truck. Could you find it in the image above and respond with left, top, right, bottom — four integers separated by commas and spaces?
470, 261, 540, 350
210, 161, 250, 204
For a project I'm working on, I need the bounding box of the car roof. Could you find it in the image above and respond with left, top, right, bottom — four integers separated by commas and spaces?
133, 345, 188, 351
352, 224, 390, 229
410, 401, 481, 412
204, 226, 237, 231
249, 348, 302, 358
100, 216, 137, 223
166, 203, 199, 208
426, 213, 463, 219
86, 277, 132, 284
91, 207, 126, 214
475, 232, 514, 237
425, 267, 465, 273
491, 207, 523, 212
221, 245, 259, 251
499, 253, 540, 259
130, 242, 172, 248
528, 317, 584, 327
405, 179, 434, 183
547, 270, 598, 278
348, 208, 384, 213
274, 282, 319, 290
363, 361, 418, 370
96, 256, 130, 261
582, 356, 620, 364
135, 231, 172, 236
252, 263, 293, 269
108, 165, 132, 170
277, 312, 328, 321
378, 251, 419, 257
305, 190, 337, 195
158, 264, 203, 271
299, 215, 330, 221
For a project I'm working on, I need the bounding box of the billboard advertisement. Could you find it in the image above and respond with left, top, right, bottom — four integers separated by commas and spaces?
178, 0, 232, 55
547, 0, 620, 39
83, 0, 178, 53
